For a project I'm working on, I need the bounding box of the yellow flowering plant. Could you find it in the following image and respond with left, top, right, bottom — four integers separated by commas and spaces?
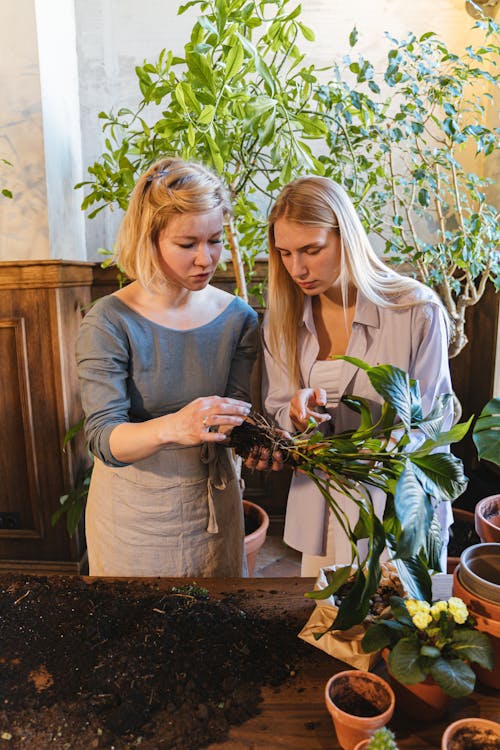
361, 596, 494, 697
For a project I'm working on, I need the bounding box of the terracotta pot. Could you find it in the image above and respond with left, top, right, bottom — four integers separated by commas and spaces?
324, 670, 395, 750
453, 564, 500, 690
382, 649, 450, 721
243, 499, 269, 577
475, 494, 500, 544
441, 717, 500, 750
447, 508, 477, 574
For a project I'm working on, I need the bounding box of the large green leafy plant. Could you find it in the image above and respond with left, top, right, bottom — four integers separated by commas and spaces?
230, 357, 472, 629
79, 1, 498, 354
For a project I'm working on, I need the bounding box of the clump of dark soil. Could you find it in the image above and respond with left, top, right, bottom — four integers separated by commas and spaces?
448, 726, 500, 750
0, 575, 308, 749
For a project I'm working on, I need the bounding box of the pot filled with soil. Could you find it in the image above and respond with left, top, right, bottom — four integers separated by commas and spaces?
441, 717, 500, 750
324, 670, 395, 750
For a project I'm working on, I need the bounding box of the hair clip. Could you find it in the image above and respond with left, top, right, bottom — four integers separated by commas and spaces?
145, 169, 170, 184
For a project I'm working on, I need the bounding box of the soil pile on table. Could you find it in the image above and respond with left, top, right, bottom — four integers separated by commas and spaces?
0, 576, 307, 749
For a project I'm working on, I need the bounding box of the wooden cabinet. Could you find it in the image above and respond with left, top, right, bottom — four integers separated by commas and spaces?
0, 261, 94, 573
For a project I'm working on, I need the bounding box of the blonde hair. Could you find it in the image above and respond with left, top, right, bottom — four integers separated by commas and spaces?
267, 176, 442, 385
115, 157, 232, 290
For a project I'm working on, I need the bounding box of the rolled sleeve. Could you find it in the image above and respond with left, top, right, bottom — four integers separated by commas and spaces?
75, 316, 131, 466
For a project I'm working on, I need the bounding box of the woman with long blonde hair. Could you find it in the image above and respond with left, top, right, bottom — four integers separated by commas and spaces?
261, 175, 453, 576
76, 157, 258, 577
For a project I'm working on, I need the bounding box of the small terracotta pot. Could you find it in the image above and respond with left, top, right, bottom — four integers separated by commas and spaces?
243, 499, 269, 576
441, 717, 500, 750
453, 565, 500, 690
382, 649, 450, 721
475, 494, 500, 544
324, 670, 395, 750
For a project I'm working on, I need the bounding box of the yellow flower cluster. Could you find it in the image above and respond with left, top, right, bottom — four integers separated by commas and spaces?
404, 597, 469, 630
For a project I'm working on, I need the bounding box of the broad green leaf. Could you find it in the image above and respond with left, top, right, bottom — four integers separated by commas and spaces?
361, 622, 393, 653
326, 568, 374, 631
430, 657, 476, 698
472, 398, 500, 466
394, 460, 433, 557
410, 453, 468, 501
416, 417, 474, 455
336, 357, 413, 430
305, 564, 352, 600
394, 556, 432, 602
1, 189, 12, 199
367, 365, 413, 431
425, 511, 444, 572
389, 637, 427, 684
416, 394, 453, 441
341, 396, 375, 434
186, 51, 215, 94
388, 596, 414, 626
451, 628, 495, 670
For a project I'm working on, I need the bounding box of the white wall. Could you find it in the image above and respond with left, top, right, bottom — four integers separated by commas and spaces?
0, 0, 49, 261
35, 0, 86, 260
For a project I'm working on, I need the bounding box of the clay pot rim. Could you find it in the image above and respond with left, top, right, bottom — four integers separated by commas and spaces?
325, 670, 395, 723
452, 567, 500, 636
441, 716, 500, 750
459, 542, 500, 605
242, 499, 270, 543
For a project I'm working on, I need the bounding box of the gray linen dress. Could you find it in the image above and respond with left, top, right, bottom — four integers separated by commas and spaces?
75, 294, 258, 577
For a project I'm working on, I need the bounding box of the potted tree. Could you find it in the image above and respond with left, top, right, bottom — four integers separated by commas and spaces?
77, 0, 499, 346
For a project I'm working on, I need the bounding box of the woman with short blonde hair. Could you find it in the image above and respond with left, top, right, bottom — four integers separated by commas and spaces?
77, 157, 258, 578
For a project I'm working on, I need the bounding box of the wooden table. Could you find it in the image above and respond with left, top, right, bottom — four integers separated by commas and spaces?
158, 577, 500, 750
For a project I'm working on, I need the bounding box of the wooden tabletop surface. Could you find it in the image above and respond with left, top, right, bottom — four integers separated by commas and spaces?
115, 576, 500, 750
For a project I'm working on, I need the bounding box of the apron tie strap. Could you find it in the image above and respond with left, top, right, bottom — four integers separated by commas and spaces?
200, 444, 232, 534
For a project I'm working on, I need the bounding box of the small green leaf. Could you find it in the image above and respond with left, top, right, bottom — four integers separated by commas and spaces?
225, 41, 244, 81
349, 27, 359, 47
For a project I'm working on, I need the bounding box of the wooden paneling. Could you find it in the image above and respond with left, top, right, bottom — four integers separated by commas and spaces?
0, 317, 40, 537
0, 261, 93, 572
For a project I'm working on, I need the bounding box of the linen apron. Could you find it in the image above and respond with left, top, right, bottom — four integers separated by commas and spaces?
85, 443, 246, 577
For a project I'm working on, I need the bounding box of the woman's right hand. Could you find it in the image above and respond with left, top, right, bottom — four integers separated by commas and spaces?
167, 395, 251, 446
289, 388, 331, 432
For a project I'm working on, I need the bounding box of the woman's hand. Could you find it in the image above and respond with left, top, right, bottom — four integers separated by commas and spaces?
168, 395, 251, 446
289, 388, 331, 432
